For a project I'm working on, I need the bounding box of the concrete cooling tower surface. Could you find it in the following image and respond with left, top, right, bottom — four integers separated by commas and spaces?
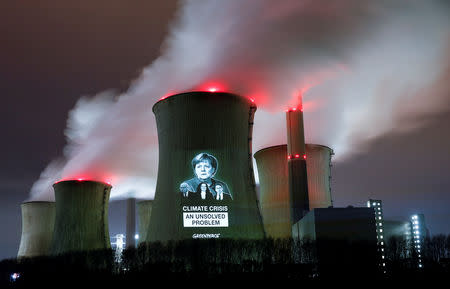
254, 144, 333, 239
147, 91, 265, 242
51, 180, 112, 255
137, 200, 153, 245
17, 201, 55, 258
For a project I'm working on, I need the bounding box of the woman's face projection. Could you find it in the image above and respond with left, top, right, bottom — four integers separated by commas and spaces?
195, 160, 214, 180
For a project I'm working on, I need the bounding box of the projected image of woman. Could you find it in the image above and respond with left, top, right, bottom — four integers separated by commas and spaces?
179, 153, 232, 201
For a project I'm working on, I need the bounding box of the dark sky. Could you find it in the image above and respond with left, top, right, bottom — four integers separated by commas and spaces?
0, 0, 179, 260
1, 1, 449, 260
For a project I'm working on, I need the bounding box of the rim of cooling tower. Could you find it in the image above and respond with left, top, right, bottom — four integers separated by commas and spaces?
153, 90, 256, 111
53, 179, 112, 188
254, 143, 334, 156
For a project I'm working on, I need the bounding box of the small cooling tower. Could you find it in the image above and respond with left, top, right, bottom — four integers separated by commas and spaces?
17, 201, 55, 258
306, 144, 334, 209
147, 91, 265, 242
51, 180, 112, 255
137, 200, 153, 244
254, 144, 333, 238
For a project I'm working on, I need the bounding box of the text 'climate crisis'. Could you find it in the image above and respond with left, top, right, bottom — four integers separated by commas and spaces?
182, 206, 228, 212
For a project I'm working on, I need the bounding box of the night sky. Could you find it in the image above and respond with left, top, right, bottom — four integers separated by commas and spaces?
1, 1, 449, 260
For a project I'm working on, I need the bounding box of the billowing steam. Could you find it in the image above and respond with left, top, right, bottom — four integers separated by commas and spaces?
29, 0, 450, 201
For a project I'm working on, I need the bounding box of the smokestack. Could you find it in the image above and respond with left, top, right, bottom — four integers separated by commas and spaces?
17, 201, 55, 258
51, 180, 112, 255
126, 197, 136, 248
147, 91, 265, 242
137, 200, 153, 245
286, 95, 309, 224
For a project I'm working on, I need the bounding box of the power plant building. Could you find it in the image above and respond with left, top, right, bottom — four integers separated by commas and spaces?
17, 201, 55, 258
146, 91, 265, 242
292, 207, 379, 276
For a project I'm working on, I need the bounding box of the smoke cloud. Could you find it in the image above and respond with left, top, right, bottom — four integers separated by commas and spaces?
29, 0, 449, 201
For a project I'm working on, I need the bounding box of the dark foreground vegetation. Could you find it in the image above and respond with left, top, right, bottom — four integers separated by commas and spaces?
1, 236, 449, 286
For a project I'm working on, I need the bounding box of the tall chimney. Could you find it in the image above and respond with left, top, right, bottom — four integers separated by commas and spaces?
126, 197, 136, 248
286, 95, 309, 224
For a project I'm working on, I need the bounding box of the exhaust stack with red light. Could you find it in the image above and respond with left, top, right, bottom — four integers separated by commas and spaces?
286, 94, 310, 224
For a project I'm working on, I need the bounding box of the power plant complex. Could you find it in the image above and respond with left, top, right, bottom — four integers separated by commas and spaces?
16, 90, 427, 273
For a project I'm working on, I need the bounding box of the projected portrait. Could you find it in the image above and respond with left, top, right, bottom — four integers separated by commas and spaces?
179, 153, 232, 201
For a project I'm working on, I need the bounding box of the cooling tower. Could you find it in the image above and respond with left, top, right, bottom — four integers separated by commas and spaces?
254, 146, 290, 238
147, 91, 265, 242
306, 144, 333, 208
17, 201, 55, 258
137, 200, 153, 244
254, 144, 333, 238
51, 180, 112, 255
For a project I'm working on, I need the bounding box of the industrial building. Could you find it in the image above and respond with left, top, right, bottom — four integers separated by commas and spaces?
411, 214, 428, 268
367, 199, 386, 268
292, 207, 379, 276
16, 89, 414, 279
366, 198, 430, 269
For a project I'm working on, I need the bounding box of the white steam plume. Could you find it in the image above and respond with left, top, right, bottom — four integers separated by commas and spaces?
29, 0, 450, 200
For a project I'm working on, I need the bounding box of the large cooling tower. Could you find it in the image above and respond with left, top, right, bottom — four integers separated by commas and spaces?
254, 144, 333, 238
137, 200, 153, 244
17, 201, 55, 258
147, 91, 265, 242
51, 180, 112, 255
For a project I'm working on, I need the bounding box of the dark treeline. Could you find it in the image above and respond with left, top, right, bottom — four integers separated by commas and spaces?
1, 236, 449, 286
384, 234, 450, 278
